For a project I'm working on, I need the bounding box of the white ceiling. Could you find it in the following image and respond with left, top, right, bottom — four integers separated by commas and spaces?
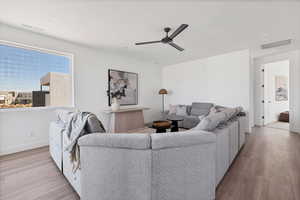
0, 1, 300, 65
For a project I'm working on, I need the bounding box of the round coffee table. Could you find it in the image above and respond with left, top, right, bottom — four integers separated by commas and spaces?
152, 120, 171, 133
167, 116, 184, 132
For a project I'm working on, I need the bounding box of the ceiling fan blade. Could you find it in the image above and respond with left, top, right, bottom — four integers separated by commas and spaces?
169, 42, 184, 51
169, 24, 189, 39
135, 40, 161, 45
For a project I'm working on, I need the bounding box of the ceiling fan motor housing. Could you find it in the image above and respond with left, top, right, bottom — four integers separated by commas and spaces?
162, 27, 173, 43
164, 27, 171, 33
162, 37, 172, 43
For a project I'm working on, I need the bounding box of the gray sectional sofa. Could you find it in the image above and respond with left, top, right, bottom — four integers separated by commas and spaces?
77, 115, 247, 200
49, 104, 247, 200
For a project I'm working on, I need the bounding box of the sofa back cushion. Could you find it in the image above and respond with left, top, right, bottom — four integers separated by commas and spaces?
190, 102, 214, 116
151, 130, 216, 150
79, 133, 151, 149
186, 105, 192, 115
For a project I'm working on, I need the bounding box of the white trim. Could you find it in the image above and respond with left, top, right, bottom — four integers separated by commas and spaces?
262, 59, 290, 126
0, 39, 75, 109
0, 140, 49, 156
0, 39, 73, 57
0, 106, 74, 113
253, 50, 300, 133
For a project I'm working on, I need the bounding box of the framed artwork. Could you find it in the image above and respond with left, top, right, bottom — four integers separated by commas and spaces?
108, 69, 138, 106
275, 75, 288, 101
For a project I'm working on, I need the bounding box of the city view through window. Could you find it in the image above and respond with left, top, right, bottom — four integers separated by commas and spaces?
0, 44, 72, 109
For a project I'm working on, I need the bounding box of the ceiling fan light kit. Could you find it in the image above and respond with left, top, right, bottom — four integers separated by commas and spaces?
135, 24, 189, 51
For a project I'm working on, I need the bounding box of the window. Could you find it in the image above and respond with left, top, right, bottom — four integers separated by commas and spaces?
0, 42, 73, 109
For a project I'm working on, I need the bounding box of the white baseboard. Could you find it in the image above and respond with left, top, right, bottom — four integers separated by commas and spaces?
0, 140, 49, 156
290, 127, 300, 134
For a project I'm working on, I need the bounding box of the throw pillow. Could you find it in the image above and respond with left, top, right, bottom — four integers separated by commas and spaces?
215, 105, 227, 112
198, 115, 206, 121
222, 108, 238, 121
208, 106, 217, 116
235, 107, 243, 115
85, 114, 106, 133
169, 104, 177, 114
193, 112, 227, 131
176, 105, 188, 116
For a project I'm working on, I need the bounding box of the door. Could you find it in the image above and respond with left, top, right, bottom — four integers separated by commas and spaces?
263, 60, 290, 125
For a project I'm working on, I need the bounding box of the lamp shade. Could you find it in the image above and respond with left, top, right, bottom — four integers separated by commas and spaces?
159, 89, 168, 95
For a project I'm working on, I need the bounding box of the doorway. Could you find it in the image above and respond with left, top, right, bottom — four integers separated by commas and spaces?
263, 60, 290, 130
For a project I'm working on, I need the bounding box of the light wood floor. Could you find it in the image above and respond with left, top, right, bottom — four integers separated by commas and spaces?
0, 126, 300, 200
217, 126, 300, 200
0, 147, 80, 200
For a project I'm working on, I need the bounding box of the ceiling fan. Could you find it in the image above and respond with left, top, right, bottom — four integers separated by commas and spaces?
135, 24, 189, 51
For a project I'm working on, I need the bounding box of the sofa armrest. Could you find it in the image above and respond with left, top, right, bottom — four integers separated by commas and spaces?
78, 133, 151, 150
151, 130, 216, 150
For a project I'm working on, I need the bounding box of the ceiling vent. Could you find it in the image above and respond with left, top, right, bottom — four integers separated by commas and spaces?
21, 24, 45, 32
261, 39, 292, 49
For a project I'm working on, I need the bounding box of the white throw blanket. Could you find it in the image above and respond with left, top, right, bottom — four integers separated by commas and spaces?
62, 112, 94, 172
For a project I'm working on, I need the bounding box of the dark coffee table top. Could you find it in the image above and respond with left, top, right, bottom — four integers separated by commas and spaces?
167, 116, 184, 121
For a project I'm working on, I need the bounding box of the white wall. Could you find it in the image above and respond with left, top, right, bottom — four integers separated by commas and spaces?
264, 60, 289, 124
253, 51, 300, 133
162, 49, 251, 131
0, 23, 162, 155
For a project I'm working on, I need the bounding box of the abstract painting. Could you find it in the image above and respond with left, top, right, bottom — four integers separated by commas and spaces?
108, 69, 138, 106
275, 76, 288, 101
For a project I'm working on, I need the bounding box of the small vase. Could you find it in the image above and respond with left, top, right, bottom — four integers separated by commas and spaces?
111, 98, 120, 111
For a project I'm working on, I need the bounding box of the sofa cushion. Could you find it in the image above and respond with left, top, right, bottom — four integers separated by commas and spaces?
207, 106, 218, 117
186, 105, 192, 115
78, 133, 151, 149
183, 115, 200, 129
193, 112, 227, 131
85, 114, 106, 133
221, 107, 243, 121
151, 130, 216, 149
190, 102, 214, 116
169, 104, 177, 114
176, 105, 188, 116
215, 105, 227, 112
222, 108, 237, 120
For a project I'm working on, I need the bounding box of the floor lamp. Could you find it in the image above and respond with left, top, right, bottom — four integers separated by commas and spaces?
159, 89, 168, 112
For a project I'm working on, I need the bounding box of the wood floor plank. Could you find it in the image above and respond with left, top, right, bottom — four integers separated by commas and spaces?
0, 147, 79, 200
0, 126, 299, 200
216, 126, 300, 200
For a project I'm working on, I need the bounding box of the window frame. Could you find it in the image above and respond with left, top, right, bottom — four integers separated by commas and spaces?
0, 40, 75, 112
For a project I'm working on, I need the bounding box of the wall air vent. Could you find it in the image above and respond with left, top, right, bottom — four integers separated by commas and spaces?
261, 39, 292, 49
